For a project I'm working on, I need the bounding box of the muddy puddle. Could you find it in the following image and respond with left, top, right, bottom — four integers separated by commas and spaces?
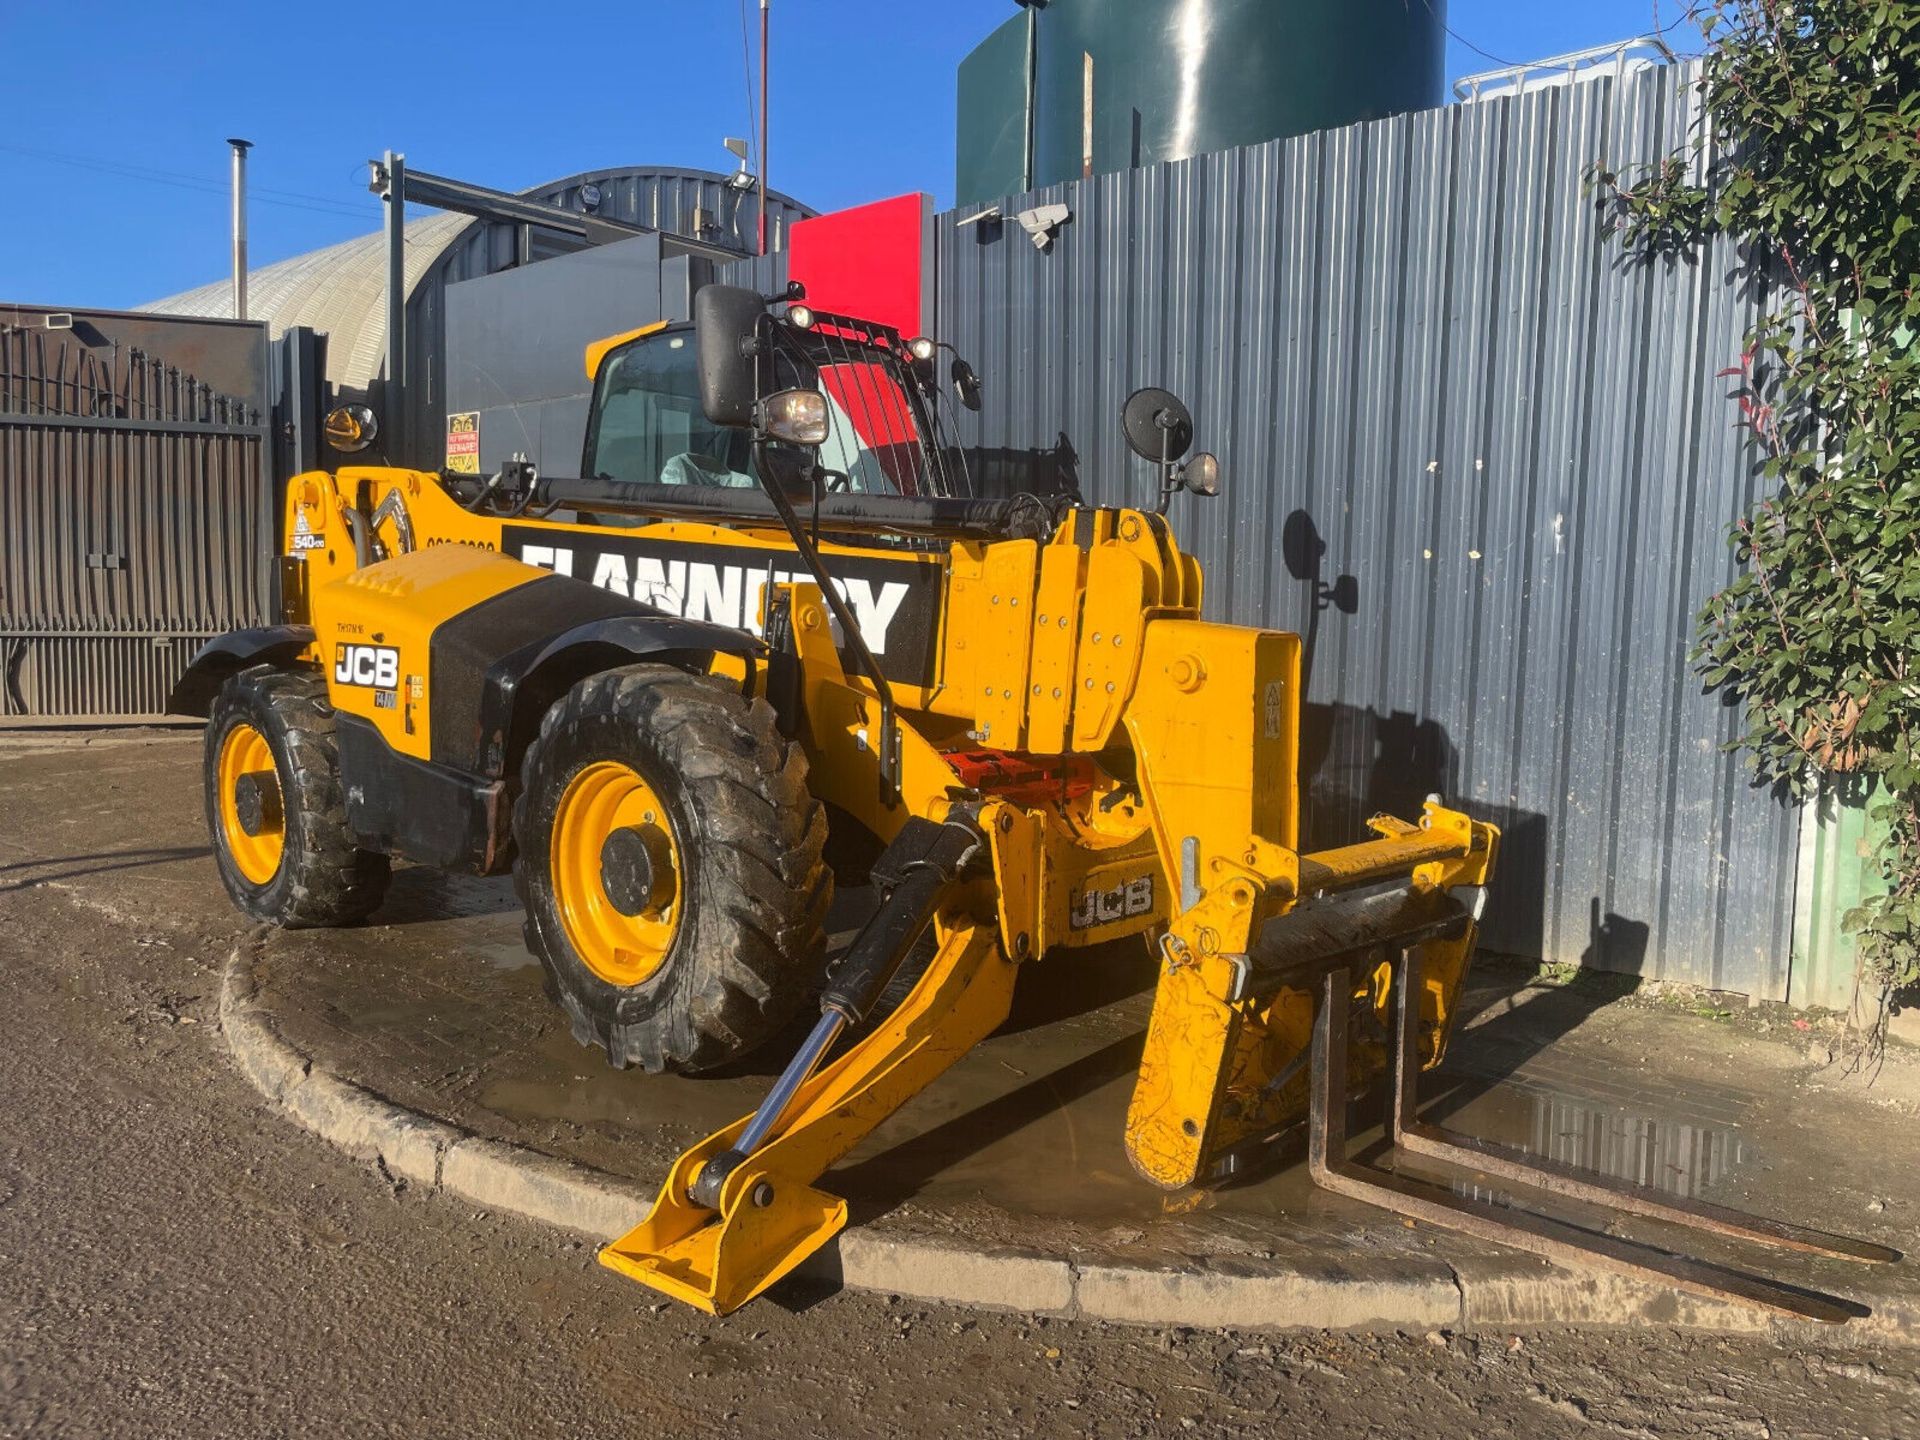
311, 868, 1764, 1249
1432, 1076, 1751, 1207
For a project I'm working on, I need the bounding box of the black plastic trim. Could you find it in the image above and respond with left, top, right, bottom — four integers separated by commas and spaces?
166, 625, 316, 716
335, 714, 510, 875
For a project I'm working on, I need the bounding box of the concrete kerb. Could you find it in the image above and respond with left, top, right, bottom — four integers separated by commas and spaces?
216, 942, 1915, 1340
217, 940, 1090, 1315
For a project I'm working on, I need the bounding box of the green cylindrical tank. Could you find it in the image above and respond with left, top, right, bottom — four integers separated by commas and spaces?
956, 0, 1447, 207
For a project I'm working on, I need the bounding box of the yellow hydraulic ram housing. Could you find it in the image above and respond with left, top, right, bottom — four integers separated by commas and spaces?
594, 503, 1498, 1313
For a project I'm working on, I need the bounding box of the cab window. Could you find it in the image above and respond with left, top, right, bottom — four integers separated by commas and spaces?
586, 332, 756, 487
584, 329, 922, 495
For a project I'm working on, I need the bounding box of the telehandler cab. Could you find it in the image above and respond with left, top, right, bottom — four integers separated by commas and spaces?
174, 282, 1893, 1317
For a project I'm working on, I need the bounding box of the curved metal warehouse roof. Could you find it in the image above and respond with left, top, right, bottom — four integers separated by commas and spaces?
141, 165, 813, 393
144, 212, 472, 392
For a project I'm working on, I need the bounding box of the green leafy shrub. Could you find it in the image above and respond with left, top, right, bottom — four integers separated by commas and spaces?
1593, 1, 1920, 1046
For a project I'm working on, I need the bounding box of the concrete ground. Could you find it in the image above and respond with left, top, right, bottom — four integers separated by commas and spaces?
3, 730, 1920, 1437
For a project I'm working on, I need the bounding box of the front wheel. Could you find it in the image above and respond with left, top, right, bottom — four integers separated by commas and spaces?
513, 665, 831, 1074
203, 665, 391, 926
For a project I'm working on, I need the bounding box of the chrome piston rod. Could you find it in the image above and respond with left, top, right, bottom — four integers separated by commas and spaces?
689, 815, 980, 1209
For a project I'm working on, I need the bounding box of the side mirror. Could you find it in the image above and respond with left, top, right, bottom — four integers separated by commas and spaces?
1124, 387, 1212, 514
950, 356, 984, 412
1120, 387, 1193, 465
694, 283, 766, 427
323, 404, 378, 453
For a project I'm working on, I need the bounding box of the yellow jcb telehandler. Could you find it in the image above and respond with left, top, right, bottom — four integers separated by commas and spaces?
172, 283, 1893, 1317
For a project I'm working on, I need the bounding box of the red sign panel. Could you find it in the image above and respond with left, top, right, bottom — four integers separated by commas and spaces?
787, 193, 933, 339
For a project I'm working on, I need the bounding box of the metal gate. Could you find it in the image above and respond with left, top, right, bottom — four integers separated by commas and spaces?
0, 310, 273, 720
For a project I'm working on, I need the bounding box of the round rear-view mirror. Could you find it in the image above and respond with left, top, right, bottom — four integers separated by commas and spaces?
323, 404, 378, 453
1120, 387, 1192, 464
951, 357, 984, 412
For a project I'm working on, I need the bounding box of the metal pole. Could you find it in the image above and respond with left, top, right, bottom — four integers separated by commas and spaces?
383, 150, 406, 463
1022, 4, 1037, 191
758, 0, 769, 256
226, 139, 253, 321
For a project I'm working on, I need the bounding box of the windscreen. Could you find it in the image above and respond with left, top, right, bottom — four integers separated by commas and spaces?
584, 322, 962, 499
766, 319, 955, 498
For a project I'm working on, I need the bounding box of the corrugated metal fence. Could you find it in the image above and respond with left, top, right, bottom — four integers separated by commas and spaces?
935, 63, 1799, 996
0, 317, 271, 718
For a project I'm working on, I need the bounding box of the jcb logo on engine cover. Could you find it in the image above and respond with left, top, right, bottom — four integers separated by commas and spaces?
333, 644, 400, 689
1069, 875, 1155, 931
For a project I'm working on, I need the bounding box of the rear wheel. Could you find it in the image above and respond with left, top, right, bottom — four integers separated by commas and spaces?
203, 666, 391, 926
513, 665, 831, 1073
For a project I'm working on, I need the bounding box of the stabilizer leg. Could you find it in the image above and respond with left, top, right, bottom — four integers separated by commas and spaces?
600, 916, 1016, 1314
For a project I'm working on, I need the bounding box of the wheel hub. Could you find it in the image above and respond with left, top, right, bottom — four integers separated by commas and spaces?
232, 771, 283, 837
551, 760, 682, 988
215, 722, 285, 885
600, 825, 670, 916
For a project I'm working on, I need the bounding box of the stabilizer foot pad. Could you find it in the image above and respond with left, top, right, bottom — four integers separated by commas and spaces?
599, 1168, 847, 1316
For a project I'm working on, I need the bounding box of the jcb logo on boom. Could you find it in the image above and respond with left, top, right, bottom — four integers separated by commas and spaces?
334, 644, 400, 690
1068, 874, 1155, 932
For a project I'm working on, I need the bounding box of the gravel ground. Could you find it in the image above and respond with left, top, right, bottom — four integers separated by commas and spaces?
1, 732, 1917, 1438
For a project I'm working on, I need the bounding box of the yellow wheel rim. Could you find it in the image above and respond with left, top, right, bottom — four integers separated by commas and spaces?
216, 721, 285, 886
551, 760, 682, 988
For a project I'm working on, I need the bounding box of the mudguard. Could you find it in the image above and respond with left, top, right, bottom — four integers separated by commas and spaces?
306, 546, 774, 875
166, 625, 316, 717
425, 577, 767, 777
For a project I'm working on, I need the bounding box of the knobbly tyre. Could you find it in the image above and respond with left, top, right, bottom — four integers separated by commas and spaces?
172, 283, 1894, 1317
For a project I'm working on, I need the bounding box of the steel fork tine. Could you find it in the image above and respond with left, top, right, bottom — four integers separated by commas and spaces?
1304, 965, 1872, 1323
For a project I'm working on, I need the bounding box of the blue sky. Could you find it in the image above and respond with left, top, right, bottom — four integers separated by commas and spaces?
0, 1, 1691, 310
